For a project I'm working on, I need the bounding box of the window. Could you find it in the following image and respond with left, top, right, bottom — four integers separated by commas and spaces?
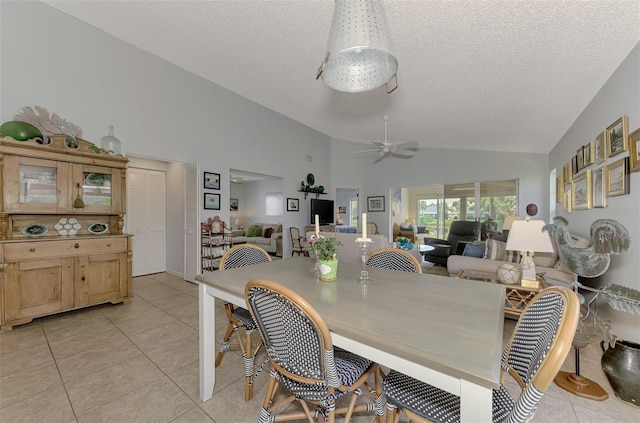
265, 192, 283, 216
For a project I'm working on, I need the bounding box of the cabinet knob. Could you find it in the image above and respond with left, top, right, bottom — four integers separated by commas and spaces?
106, 243, 112, 247
81, 276, 85, 282
74, 243, 80, 249
29, 248, 36, 252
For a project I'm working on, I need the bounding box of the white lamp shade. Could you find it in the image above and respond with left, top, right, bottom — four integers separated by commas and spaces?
319, 0, 397, 92
505, 220, 554, 253
502, 215, 521, 231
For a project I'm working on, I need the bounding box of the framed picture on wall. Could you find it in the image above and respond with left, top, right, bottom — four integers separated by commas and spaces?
576, 147, 584, 170
204, 172, 220, 190
606, 115, 628, 158
287, 198, 299, 212
583, 141, 594, 167
594, 131, 606, 163
338, 206, 347, 214
563, 183, 573, 213
606, 157, 629, 197
592, 166, 606, 208
556, 174, 564, 203
571, 155, 578, 175
572, 169, 591, 210
629, 127, 640, 173
204, 193, 220, 210
230, 198, 238, 211
367, 196, 385, 212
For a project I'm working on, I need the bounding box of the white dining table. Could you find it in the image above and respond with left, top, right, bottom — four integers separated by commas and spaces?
196, 256, 505, 422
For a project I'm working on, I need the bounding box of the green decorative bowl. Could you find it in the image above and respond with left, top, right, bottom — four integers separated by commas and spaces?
0, 121, 43, 141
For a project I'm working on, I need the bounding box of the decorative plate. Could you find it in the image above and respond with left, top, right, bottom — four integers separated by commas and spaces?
54, 217, 81, 236
307, 173, 315, 185
21, 223, 48, 237
88, 222, 109, 234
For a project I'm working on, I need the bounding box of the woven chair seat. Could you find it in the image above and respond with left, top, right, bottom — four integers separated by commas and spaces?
231, 307, 257, 330
383, 370, 515, 423
278, 347, 373, 402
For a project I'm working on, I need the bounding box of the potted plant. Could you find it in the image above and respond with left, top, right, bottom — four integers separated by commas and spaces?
308, 234, 342, 281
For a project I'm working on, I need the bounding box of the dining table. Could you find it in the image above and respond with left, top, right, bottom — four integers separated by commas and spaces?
196, 256, 505, 422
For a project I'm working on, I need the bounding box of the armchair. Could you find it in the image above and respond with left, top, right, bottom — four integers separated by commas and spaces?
423, 220, 482, 266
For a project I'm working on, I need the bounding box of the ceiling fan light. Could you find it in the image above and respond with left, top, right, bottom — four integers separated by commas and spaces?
318, 0, 397, 93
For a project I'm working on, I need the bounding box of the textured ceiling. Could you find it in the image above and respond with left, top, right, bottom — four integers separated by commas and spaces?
43, 0, 640, 154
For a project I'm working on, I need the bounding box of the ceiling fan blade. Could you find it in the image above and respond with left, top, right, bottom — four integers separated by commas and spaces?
391, 149, 415, 157
371, 141, 386, 148
353, 148, 383, 154
394, 141, 419, 150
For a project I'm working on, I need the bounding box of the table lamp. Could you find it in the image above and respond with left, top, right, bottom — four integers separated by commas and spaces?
505, 219, 554, 288
502, 215, 521, 236
234, 218, 243, 230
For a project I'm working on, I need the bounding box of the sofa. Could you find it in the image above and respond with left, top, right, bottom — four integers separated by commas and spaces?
446, 234, 591, 285
232, 223, 283, 256
306, 231, 422, 265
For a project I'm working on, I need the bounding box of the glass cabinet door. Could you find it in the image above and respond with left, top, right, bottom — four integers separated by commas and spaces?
2, 156, 68, 213
82, 171, 112, 207
20, 164, 58, 205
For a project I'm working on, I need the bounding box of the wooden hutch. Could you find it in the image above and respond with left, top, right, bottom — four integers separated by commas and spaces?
0, 135, 132, 331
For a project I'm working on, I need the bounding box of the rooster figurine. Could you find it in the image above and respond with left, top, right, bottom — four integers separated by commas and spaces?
542, 216, 630, 278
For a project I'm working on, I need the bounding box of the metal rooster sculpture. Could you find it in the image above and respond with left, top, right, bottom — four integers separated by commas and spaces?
542, 216, 630, 278
542, 216, 632, 401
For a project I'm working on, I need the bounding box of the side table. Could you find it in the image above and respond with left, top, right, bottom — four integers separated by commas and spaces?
457, 269, 547, 319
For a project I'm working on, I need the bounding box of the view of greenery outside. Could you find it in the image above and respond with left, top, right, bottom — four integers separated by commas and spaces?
416, 180, 517, 238
349, 200, 358, 227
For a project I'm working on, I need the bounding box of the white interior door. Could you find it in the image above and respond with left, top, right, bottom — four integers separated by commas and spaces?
127, 167, 166, 276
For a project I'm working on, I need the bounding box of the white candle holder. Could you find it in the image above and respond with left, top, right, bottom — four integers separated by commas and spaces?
356, 238, 373, 285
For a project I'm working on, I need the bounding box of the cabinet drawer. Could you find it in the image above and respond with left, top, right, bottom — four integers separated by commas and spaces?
4, 238, 128, 261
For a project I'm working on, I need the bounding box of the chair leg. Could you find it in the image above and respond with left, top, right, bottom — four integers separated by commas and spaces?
215, 321, 235, 367
243, 330, 254, 401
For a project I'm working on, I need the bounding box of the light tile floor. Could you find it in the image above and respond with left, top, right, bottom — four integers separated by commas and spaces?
1, 272, 638, 422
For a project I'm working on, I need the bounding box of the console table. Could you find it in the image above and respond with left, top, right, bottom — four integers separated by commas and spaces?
457, 269, 547, 319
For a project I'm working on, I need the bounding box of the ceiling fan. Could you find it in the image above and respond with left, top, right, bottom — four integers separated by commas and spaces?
353, 115, 419, 161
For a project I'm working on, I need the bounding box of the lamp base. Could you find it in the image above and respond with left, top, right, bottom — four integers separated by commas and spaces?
554, 371, 609, 401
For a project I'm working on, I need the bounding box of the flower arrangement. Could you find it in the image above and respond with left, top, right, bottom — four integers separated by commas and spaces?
308, 233, 343, 260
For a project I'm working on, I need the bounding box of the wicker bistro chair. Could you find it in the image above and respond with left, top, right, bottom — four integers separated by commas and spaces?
290, 226, 310, 257
383, 286, 579, 423
366, 248, 423, 273
216, 244, 272, 401
245, 278, 385, 423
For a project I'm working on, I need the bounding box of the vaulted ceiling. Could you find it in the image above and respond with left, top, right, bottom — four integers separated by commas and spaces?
44, 0, 640, 154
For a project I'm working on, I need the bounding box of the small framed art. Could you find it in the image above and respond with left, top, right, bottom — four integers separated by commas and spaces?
606, 115, 628, 158
230, 198, 238, 211
563, 183, 573, 213
204, 172, 220, 190
629, 127, 640, 173
572, 169, 591, 210
594, 131, 606, 163
287, 198, 299, 212
576, 147, 584, 171
591, 166, 606, 208
367, 196, 385, 212
556, 174, 564, 203
338, 206, 347, 214
204, 193, 220, 210
606, 157, 629, 197
583, 141, 594, 167
571, 155, 578, 175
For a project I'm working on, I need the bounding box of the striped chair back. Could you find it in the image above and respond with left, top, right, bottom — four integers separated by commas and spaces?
501, 287, 580, 421
220, 244, 271, 270
366, 248, 422, 273
245, 279, 337, 400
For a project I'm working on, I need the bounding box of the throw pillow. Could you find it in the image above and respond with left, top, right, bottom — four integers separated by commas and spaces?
246, 225, 262, 238
484, 239, 519, 263
462, 242, 485, 258
263, 227, 274, 238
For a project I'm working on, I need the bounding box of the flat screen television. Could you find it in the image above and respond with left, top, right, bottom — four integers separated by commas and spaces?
310, 199, 334, 225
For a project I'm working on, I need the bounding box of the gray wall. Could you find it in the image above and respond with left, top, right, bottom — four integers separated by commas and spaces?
549, 42, 640, 342
4, 2, 635, 338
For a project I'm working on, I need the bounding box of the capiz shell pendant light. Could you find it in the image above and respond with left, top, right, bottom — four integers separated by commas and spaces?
317, 0, 398, 93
